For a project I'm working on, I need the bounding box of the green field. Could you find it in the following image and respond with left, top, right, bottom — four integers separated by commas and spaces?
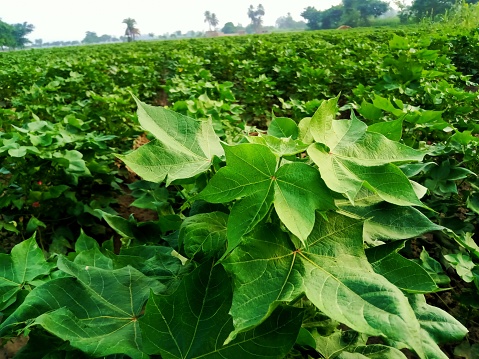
0, 24, 478, 358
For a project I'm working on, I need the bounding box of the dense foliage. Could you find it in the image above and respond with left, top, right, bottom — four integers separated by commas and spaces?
0, 22, 478, 357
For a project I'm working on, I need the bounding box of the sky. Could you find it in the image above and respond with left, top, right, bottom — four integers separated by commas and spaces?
1, 0, 343, 43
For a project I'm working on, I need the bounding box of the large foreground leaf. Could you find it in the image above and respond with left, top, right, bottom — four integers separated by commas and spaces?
337, 197, 443, 242
366, 241, 439, 293
306, 98, 425, 206
0, 257, 162, 358
118, 97, 224, 185
0, 235, 52, 311
198, 143, 335, 250
223, 212, 427, 358
403, 294, 468, 359
140, 260, 303, 358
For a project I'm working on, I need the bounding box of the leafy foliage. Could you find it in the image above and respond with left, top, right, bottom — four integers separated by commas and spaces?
1, 22, 478, 358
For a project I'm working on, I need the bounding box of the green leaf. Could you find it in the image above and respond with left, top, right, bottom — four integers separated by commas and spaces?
0, 235, 52, 311
337, 199, 443, 242
223, 213, 425, 357
296, 328, 316, 349
367, 118, 403, 141
467, 193, 479, 215
306, 100, 424, 206
75, 230, 100, 253
118, 97, 224, 185
416, 248, 450, 286
366, 241, 440, 293
444, 253, 476, 282
372, 95, 404, 117
198, 143, 335, 250
248, 134, 309, 157
0, 257, 162, 358
454, 341, 479, 359
338, 345, 407, 359
115, 246, 184, 284
140, 261, 302, 358
26, 216, 47, 233
268, 117, 299, 139
357, 99, 383, 121
178, 212, 228, 261
313, 330, 366, 358
406, 294, 468, 359
451, 232, 479, 260
53, 150, 91, 175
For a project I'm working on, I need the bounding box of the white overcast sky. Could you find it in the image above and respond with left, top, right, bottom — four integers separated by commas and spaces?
0, 0, 347, 42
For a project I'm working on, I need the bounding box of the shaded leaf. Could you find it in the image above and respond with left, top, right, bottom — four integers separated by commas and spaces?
0, 257, 162, 358
366, 241, 439, 293
0, 235, 52, 311
406, 294, 468, 359
338, 345, 407, 359
223, 213, 425, 357
178, 212, 228, 261
337, 199, 442, 242
140, 261, 302, 358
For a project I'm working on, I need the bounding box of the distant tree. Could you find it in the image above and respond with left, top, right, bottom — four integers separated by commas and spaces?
98, 34, 112, 42
148, 32, 155, 38
204, 11, 219, 31
222, 22, 237, 34
275, 12, 307, 29
410, 0, 478, 19
122, 18, 140, 42
210, 13, 219, 30
322, 6, 344, 28
34, 38, 43, 47
393, 0, 413, 23
341, 0, 361, 26
356, 0, 390, 24
248, 4, 265, 33
82, 31, 99, 44
302, 0, 389, 29
301, 7, 323, 30
11, 22, 34, 48
0, 20, 15, 48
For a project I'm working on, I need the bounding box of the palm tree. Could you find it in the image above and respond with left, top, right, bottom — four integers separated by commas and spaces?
122, 18, 140, 42
204, 11, 212, 31
247, 4, 265, 33
210, 13, 219, 30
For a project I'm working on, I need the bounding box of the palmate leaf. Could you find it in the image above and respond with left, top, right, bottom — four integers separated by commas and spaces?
248, 134, 309, 157
223, 212, 428, 358
312, 330, 407, 359
197, 143, 335, 251
0, 235, 53, 311
336, 193, 443, 242
388, 295, 468, 359
140, 260, 303, 358
118, 97, 224, 185
306, 97, 425, 206
178, 211, 228, 261
0, 257, 163, 359
366, 241, 440, 293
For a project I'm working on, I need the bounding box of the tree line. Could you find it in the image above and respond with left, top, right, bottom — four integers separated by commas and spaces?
301, 0, 479, 30
0, 19, 34, 48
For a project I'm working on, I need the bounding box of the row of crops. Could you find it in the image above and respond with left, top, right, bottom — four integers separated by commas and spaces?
0, 24, 478, 358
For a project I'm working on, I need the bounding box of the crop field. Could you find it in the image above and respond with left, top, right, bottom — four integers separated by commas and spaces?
0, 24, 478, 358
